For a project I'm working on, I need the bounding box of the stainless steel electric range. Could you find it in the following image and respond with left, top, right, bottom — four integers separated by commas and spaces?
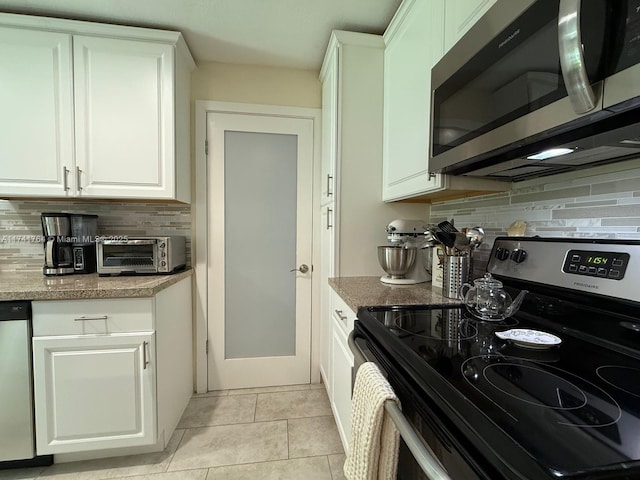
352, 237, 640, 480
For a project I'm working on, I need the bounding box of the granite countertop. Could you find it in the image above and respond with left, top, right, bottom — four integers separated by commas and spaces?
329, 276, 462, 312
0, 269, 193, 301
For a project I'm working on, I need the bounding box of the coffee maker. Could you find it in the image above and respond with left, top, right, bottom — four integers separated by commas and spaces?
41, 213, 74, 276
377, 219, 435, 285
41, 213, 99, 275
71, 214, 98, 274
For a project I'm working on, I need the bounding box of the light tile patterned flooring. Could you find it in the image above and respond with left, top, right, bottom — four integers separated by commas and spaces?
1, 384, 346, 480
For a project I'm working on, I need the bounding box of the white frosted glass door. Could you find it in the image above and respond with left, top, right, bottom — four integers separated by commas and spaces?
224, 131, 297, 358
207, 111, 314, 390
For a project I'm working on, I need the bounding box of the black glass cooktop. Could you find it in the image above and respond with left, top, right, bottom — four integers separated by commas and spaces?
356, 303, 640, 479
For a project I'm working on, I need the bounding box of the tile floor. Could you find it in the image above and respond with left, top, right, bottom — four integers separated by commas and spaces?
0, 384, 346, 480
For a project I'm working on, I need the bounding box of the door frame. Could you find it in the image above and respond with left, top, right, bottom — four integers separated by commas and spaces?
194, 101, 322, 393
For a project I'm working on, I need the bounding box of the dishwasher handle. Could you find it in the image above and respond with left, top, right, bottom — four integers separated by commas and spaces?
348, 331, 452, 480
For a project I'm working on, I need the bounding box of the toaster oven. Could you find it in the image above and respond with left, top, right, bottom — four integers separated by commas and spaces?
96, 236, 186, 276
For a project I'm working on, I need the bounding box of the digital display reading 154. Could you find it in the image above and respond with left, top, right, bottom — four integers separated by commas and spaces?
562, 250, 630, 280
586, 256, 608, 265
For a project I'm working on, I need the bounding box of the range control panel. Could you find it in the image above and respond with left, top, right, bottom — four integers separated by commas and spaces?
487, 237, 640, 302
562, 250, 630, 280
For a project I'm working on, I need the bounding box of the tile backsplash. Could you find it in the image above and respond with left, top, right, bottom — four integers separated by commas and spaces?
429, 159, 640, 277
0, 200, 191, 273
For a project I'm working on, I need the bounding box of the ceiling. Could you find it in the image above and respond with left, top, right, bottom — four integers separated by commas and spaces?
0, 0, 402, 70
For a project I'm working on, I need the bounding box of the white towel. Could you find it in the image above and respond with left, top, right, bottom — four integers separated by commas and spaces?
344, 362, 400, 480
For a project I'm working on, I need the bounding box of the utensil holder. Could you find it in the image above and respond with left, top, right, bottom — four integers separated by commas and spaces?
442, 255, 472, 299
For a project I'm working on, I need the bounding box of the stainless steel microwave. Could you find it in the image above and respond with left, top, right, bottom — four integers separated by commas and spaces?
96, 236, 186, 276
430, 0, 640, 181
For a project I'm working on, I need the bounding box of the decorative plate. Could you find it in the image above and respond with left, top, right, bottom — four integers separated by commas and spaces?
495, 329, 562, 349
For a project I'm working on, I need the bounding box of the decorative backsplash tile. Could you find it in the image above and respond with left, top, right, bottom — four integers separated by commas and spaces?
0, 200, 191, 273
429, 160, 640, 277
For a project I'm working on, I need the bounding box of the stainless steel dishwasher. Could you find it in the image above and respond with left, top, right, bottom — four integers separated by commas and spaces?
0, 301, 51, 469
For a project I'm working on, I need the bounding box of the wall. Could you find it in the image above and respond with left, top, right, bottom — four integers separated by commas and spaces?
0, 200, 191, 273
192, 61, 321, 108
428, 159, 640, 276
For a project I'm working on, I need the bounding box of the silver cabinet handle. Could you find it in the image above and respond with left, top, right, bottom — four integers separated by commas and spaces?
74, 315, 108, 321
558, 0, 597, 113
290, 264, 309, 274
334, 309, 348, 321
326, 207, 333, 230
62, 166, 70, 191
76, 166, 83, 191
143, 341, 149, 369
326, 174, 333, 196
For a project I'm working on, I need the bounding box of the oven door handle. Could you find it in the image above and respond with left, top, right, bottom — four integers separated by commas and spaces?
348, 332, 452, 480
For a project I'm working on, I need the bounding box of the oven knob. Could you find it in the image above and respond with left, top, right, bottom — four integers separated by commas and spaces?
511, 249, 528, 263
495, 247, 510, 261
161, 261, 166, 267
159, 242, 165, 248
161, 252, 166, 258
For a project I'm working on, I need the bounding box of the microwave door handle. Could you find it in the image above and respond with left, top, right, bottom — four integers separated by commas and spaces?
558, 0, 597, 114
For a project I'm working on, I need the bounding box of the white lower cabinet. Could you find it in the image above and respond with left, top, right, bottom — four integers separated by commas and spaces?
32, 332, 156, 454
327, 290, 355, 452
31, 277, 192, 457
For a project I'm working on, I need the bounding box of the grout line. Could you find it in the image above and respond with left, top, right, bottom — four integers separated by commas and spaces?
286, 419, 291, 460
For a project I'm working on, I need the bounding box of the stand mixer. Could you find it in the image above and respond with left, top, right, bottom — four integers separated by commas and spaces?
378, 219, 435, 285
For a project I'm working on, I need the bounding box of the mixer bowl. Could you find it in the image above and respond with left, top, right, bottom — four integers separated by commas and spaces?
377, 246, 416, 278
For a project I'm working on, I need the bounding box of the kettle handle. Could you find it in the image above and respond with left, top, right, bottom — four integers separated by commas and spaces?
458, 282, 472, 301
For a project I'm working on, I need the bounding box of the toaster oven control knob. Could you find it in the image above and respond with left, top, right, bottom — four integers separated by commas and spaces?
495, 247, 510, 261
511, 249, 528, 263
161, 261, 166, 267
161, 252, 166, 257
159, 242, 165, 248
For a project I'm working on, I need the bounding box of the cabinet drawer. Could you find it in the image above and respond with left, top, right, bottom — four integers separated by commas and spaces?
331, 290, 356, 335
33, 298, 154, 336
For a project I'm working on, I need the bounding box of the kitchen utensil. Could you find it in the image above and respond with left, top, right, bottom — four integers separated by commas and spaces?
442, 255, 471, 299
437, 220, 458, 233
453, 232, 470, 252
377, 245, 416, 279
434, 231, 455, 250
465, 226, 485, 249
459, 273, 528, 321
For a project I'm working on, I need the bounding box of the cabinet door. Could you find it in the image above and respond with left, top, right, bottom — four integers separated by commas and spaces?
0, 27, 74, 197
443, 0, 497, 54
320, 46, 338, 206
331, 325, 354, 452
319, 205, 335, 389
33, 332, 156, 454
73, 36, 175, 199
382, 0, 445, 201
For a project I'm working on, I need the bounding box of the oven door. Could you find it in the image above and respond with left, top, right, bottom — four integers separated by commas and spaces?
98, 239, 158, 273
349, 327, 490, 480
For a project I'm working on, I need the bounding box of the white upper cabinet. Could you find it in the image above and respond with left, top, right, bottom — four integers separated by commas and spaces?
382, 0, 507, 202
0, 14, 194, 203
443, 0, 497, 55
382, 0, 444, 201
0, 27, 74, 197
73, 36, 175, 199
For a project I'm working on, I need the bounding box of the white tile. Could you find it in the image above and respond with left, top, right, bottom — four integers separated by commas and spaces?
177, 395, 257, 428
205, 456, 332, 480
168, 422, 287, 471
288, 416, 344, 458
254, 389, 332, 421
